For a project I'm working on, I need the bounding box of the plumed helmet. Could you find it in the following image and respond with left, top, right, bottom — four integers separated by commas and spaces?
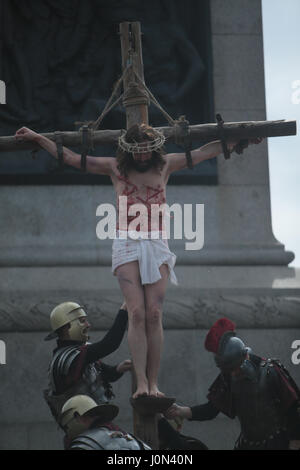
205, 318, 248, 372
44, 301, 87, 341
60, 395, 119, 439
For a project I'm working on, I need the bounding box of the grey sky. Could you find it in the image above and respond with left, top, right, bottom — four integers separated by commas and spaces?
262, 0, 300, 266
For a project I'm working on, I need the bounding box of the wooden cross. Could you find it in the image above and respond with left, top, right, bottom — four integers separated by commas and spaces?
0, 118, 296, 153
0, 21, 297, 449
119, 22, 175, 450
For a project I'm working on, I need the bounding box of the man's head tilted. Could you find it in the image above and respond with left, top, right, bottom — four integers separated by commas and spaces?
117, 123, 166, 175
60, 395, 119, 440
205, 318, 250, 374
44, 301, 90, 342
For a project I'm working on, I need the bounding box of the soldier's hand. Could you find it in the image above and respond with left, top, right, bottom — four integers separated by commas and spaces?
289, 439, 300, 450
116, 359, 132, 374
164, 403, 192, 420
15, 127, 39, 142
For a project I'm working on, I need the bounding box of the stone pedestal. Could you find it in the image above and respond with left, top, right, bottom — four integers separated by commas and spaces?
0, 265, 299, 450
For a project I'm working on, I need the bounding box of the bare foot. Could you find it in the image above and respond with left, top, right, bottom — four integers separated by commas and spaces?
132, 384, 149, 399
149, 386, 165, 398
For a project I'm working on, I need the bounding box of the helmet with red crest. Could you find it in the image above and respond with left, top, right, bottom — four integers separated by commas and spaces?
205, 318, 249, 372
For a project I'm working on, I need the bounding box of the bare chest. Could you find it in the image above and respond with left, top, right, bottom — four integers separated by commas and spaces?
114, 172, 167, 208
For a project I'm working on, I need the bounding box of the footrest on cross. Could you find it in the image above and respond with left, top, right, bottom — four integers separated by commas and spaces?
130, 396, 175, 415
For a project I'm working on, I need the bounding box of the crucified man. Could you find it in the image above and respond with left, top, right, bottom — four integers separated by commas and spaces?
15, 124, 262, 399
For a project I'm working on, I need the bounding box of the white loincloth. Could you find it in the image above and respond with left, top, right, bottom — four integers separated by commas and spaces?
112, 231, 178, 285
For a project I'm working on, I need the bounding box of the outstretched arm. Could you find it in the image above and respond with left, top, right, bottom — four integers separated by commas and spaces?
63, 307, 128, 390
165, 138, 263, 175
165, 402, 220, 421
165, 140, 223, 175
84, 307, 128, 364
15, 127, 114, 175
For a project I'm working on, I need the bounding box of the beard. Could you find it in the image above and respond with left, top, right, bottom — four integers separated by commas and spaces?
116, 149, 166, 177
132, 157, 155, 173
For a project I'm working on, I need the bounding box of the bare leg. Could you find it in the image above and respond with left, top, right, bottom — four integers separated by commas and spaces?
144, 264, 169, 397
116, 261, 148, 398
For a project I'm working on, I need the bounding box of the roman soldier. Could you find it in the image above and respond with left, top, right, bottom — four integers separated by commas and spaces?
166, 318, 300, 450
44, 301, 131, 425
60, 395, 151, 450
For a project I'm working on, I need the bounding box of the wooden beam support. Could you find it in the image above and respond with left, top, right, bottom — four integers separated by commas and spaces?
119, 22, 149, 128
0, 119, 296, 153
120, 21, 160, 450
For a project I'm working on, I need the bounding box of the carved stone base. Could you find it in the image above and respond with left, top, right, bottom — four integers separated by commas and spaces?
0, 266, 299, 331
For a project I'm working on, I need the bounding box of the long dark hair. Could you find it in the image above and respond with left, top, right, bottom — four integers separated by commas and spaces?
116, 124, 166, 177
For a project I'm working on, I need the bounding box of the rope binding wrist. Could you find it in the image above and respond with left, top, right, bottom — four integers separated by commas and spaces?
54, 131, 64, 171
174, 116, 193, 170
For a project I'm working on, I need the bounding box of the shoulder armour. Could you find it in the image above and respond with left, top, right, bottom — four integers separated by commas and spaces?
70, 427, 149, 451
269, 358, 300, 398
49, 346, 81, 391
70, 433, 105, 451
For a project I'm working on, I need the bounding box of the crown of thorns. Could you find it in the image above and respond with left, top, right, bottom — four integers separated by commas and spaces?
118, 130, 166, 154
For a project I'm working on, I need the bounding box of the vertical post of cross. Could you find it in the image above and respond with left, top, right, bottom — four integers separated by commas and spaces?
119, 21, 160, 449
119, 21, 149, 129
